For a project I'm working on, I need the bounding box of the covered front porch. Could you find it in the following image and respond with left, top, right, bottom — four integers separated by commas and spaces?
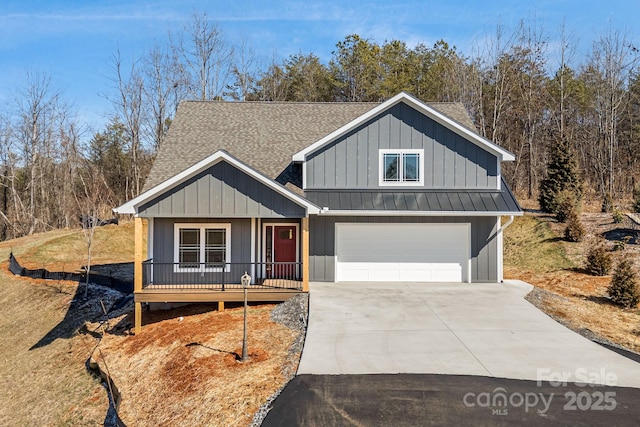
114, 152, 320, 333
133, 216, 310, 333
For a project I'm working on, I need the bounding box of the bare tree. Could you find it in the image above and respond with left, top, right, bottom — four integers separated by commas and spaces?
584, 25, 638, 197
143, 42, 183, 151
228, 36, 258, 101
12, 70, 73, 235
513, 19, 548, 198
0, 116, 12, 240
75, 161, 112, 297
107, 49, 145, 198
173, 12, 234, 100
550, 22, 578, 144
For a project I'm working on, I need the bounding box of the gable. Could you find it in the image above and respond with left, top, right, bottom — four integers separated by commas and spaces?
137, 160, 307, 218
142, 101, 377, 193
115, 150, 319, 216
293, 92, 514, 163
305, 102, 498, 190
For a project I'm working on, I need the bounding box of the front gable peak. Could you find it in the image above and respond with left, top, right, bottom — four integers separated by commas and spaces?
292, 92, 515, 163
114, 150, 320, 216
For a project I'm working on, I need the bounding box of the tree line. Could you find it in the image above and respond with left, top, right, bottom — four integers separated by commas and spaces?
1, 13, 640, 241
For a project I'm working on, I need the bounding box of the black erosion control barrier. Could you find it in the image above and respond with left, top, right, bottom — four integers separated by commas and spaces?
8, 253, 133, 294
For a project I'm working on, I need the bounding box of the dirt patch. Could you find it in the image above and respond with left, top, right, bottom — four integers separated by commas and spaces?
94, 301, 305, 426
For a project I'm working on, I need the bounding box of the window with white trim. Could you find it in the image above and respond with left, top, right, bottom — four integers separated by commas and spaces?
174, 223, 231, 272
379, 149, 424, 185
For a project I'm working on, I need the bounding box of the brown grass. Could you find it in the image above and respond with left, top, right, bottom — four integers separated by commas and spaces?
505, 209, 640, 353
0, 264, 108, 426
0, 221, 139, 271
95, 305, 298, 426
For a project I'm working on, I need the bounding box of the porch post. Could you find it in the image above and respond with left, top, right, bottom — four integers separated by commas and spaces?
302, 216, 309, 292
134, 216, 144, 334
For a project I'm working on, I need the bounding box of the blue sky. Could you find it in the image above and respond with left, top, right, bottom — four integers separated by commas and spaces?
1, 0, 639, 132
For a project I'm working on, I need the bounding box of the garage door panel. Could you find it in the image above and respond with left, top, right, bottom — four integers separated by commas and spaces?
336, 223, 469, 282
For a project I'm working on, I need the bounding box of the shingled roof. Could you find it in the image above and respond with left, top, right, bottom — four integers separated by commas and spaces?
143, 99, 478, 193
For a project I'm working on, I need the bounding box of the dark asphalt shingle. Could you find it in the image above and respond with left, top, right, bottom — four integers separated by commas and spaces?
143, 100, 478, 194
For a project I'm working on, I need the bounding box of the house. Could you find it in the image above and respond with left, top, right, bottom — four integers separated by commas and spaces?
115, 92, 522, 333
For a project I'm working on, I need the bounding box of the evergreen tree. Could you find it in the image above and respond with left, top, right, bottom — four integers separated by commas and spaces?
607, 259, 639, 308
538, 138, 583, 213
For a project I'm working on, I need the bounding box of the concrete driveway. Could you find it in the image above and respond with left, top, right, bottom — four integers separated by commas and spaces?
297, 281, 640, 388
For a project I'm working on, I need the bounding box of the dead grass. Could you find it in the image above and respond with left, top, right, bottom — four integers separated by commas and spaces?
95, 305, 298, 427
504, 209, 640, 353
0, 221, 139, 271
504, 214, 572, 273
0, 264, 108, 426
1, 223, 299, 426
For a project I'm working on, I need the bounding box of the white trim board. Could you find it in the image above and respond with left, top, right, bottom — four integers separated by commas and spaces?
261, 222, 300, 278
378, 149, 425, 187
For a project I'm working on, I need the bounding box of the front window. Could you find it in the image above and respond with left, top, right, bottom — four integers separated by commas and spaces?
380, 149, 424, 185
174, 223, 231, 272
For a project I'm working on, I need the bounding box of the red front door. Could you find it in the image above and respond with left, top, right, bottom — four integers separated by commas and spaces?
267, 225, 297, 278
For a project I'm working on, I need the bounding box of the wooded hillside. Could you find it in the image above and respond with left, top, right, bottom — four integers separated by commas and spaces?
1, 13, 639, 241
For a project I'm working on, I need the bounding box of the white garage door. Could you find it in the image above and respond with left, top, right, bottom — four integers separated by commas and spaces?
335, 223, 470, 282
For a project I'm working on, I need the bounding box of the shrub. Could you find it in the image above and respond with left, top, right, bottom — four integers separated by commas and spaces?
564, 210, 585, 242
607, 259, 639, 308
585, 244, 612, 276
613, 240, 626, 252
555, 191, 578, 223
612, 208, 624, 224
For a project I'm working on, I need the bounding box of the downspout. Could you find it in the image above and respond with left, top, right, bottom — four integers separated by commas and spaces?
497, 215, 515, 234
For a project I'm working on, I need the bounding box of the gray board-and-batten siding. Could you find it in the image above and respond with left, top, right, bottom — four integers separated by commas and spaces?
150, 217, 301, 284
150, 215, 499, 283
305, 102, 498, 190
138, 161, 306, 218
151, 218, 253, 284
309, 215, 500, 283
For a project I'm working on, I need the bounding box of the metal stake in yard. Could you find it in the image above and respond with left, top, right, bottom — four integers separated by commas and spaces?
241, 271, 251, 362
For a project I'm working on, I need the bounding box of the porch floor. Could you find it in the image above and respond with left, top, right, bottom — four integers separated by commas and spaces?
135, 285, 303, 303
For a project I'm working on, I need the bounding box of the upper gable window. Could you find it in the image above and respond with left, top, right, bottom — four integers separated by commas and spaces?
379, 149, 424, 186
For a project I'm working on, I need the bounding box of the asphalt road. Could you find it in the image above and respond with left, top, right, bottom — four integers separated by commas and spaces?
262, 374, 640, 426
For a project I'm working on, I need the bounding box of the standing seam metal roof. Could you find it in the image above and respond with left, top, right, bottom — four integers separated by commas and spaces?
303, 179, 521, 214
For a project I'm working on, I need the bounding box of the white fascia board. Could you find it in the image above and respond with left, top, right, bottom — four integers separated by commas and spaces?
292, 92, 515, 163
317, 209, 523, 217
114, 150, 320, 215
292, 93, 407, 162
